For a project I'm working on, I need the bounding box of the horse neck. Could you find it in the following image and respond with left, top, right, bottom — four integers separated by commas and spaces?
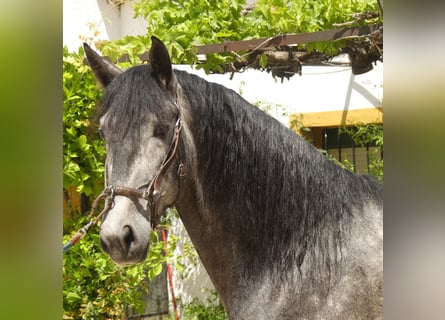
174, 72, 381, 303
174, 77, 292, 296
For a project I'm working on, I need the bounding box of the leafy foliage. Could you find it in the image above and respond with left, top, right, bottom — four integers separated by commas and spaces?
63, 232, 146, 319
63, 46, 105, 197
121, 0, 380, 73
181, 291, 228, 320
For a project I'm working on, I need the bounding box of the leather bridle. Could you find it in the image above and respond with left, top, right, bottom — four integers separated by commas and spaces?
85, 115, 184, 231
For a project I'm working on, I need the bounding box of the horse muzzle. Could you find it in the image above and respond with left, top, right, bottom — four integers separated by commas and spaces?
99, 196, 152, 266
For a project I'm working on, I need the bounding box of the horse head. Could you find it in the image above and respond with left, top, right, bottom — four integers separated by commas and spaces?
84, 37, 183, 265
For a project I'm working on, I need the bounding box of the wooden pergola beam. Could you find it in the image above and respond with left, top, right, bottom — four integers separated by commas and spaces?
195, 23, 382, 55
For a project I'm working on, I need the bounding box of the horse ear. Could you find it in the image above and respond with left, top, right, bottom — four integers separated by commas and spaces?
83, 43, 122, 87
149, 36, 173, 88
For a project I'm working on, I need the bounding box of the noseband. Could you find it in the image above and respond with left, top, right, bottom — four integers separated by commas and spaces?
87, 116, 184, 230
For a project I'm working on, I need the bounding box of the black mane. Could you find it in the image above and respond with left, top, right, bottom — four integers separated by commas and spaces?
175, 70, 382, 279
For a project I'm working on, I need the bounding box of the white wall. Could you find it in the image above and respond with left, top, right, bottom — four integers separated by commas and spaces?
174, 63, 383, 124
63, 0, 118, 50
120, 1, 148, 37
169, 218, 216, 305
63, 0, 146, 50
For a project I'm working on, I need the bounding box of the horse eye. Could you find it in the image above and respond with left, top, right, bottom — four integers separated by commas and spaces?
154, 125, 167, 139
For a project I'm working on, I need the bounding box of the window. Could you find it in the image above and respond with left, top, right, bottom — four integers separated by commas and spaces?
308, 126, 383, 174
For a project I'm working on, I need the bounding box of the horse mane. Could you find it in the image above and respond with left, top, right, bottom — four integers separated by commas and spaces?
175, 69, 382, 281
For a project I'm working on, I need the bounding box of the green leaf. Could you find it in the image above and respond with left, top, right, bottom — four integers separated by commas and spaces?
175, 261, 185, 273
78, 135, 90, 151
65, 292, 82, 304
148, 263, 163, 279
215, 31, 236, 38
259, 53, 268, 69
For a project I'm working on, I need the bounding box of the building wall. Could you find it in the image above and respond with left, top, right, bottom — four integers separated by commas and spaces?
120, 2, 148, 37
173, 63, 383, 125
63, 0, 119, 49
63, 0, 147, 50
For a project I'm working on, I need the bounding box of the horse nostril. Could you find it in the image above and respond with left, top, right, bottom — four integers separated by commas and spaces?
100, 225, 135, 256
122, 225, 134, 249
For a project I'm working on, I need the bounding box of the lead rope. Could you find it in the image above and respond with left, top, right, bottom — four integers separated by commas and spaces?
161, 228, 180, 320
63, 187, 114, 253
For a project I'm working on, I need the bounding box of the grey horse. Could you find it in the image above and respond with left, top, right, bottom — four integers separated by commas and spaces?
84, 36, 383, 319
